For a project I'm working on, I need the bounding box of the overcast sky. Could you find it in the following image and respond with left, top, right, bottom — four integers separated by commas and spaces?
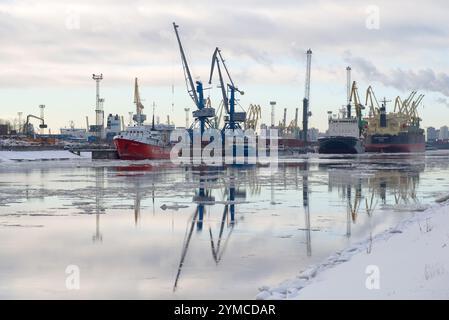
1, 0, 449, 131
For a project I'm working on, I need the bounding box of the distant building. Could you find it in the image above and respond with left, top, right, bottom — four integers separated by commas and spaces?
439, 126, 449, 140
105, 114, 122, 141
0, 124, 9, 135
427, 127, 437, 142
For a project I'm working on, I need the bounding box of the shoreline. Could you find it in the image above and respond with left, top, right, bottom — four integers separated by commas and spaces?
258, 200, 449, 300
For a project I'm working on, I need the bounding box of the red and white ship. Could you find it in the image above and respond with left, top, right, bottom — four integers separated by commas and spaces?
113, 124, 175, 160
113, 78, 176, 160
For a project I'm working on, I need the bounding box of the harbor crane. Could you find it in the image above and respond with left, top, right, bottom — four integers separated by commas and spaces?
208, 47, 246, 131
349, 81, 366, 135
173, 22, 215, 136
393, 91, 424, 127
23, 114, 47, 136
133, 78, 146, 125
365, 85, 380, 117
244, 104, 261, 131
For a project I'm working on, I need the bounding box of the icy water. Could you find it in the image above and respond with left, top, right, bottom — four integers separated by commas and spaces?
0, 151, 448, 299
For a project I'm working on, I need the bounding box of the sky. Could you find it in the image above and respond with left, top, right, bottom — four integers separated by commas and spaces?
1, 0, 449, 132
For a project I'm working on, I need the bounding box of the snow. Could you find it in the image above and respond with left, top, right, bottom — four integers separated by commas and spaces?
0, 150, 90, 162
259, 201, 449, 300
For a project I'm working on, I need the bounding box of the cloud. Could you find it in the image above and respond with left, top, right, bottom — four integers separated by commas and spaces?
344, 52, 449, 97
1, 0, 449, 87
436, 97, 449, 108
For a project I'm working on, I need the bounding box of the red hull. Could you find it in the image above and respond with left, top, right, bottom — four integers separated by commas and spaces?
114, 138, 172, 160
365, 143, 425, 153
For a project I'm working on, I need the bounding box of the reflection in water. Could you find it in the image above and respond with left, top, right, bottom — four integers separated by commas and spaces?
173, 167, 245, 292
93, 167, 105, 243
302, 162, 312, 257
1, 152, 446, 299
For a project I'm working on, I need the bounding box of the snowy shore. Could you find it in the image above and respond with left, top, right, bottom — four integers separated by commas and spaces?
258, 201, 449, 300
0, 150, 90, 162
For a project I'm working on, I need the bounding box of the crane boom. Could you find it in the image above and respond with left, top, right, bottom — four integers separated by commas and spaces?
173, 22, 199, 108
23, 114, 46, 135
209, 48, 229, 114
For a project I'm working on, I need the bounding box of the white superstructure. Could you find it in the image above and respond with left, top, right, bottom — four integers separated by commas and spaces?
115, 124, 175, 147
326, 108, 360, 138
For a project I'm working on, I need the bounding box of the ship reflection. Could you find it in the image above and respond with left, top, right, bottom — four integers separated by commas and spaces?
173, 167, 246, 292
325, 159, 424, 239
98, 158, 426, 293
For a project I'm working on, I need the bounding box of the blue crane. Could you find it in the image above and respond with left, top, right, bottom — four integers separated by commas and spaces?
208, 47, 246, 131
173, 22, 215, 137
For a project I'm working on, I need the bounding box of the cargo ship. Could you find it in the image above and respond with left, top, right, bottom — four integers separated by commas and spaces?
318, 108, 364, 154
113, 78, 176, 160
364, 92, 425, 153
365, 128, 425, 153
319, 78, 366, 154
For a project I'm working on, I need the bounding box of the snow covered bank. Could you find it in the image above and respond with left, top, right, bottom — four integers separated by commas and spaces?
0, 150, 90, 162
258, 201, 449, 300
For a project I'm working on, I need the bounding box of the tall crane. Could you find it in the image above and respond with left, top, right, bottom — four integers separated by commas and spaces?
365, 85, 380, 117
349, 81, 366, 135
133, 77, 146, 125
302, 49, 312, 143
208, 47, 245, 131
173, 22, 215, 136
244, 104, 261, 130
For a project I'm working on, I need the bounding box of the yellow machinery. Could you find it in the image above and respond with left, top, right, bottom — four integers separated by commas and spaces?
363, 85, 424, 136
244, 104, 261, 131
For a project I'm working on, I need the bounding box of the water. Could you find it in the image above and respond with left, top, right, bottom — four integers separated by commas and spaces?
1, 151, 448, 299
